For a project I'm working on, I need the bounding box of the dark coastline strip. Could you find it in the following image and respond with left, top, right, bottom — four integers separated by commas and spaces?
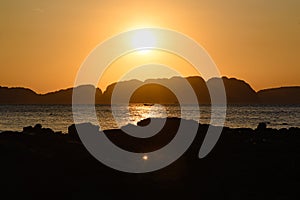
1, 118, 300, 199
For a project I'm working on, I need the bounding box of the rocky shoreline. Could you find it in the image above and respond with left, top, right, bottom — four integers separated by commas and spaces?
0, 118, 300, 199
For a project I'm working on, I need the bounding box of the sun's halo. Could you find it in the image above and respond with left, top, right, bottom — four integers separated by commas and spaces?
131, 30, 157, 50
136, 49, 152, 55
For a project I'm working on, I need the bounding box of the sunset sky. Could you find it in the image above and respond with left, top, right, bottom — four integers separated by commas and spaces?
1, 0, 299, 93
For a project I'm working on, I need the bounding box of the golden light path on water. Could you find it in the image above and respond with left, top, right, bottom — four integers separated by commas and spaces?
128, 104, 167, 124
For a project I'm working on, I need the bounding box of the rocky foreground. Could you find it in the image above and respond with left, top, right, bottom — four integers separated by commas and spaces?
0, 118, 300, 199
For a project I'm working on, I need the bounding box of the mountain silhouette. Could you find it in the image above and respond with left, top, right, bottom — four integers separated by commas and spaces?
0, 87, 40, 104
0, 76, 299, 104
130, 83, 179, 104
46, 85, 102, 104
102, 79, 143, 103
207, 77, 258, 104
257, 87, 300, 104
0, 85, 102, 104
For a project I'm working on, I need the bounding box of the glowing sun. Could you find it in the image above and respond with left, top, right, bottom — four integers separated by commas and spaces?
131, 30, 157, 52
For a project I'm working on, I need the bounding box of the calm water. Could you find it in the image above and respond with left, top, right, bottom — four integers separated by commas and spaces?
0, 104, 299, 133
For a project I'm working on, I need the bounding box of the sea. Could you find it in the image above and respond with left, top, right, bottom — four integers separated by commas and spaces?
0, 104, 299, 133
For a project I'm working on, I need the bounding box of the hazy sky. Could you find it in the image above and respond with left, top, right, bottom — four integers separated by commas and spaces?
1, 0, 299, 93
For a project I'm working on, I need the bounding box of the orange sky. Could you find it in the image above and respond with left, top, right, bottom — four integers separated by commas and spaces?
0, 0, 299, 93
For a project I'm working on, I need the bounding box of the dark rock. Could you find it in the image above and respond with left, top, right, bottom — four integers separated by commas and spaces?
1, 117, 300, 199
0, 131, 20, 135
23, 124, 55, 135
34, 124, 42, 130
68, 124, 78, 139
289, 127, 300, 132
41, 128, 54, 134
279, 128, 288, 134
137, 118, 151, 126
23, 126, 33, 133
256, 122, 267, 131
68, 123, 99, 141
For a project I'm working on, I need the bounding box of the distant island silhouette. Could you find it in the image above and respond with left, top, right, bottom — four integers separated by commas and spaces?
1, 76, 299, 104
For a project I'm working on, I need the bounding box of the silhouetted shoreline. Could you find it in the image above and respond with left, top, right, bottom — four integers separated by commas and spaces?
0, 118, 300, 199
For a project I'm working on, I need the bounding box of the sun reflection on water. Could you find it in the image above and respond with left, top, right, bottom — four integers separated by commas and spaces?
128, 104, 168, 125
142, 155, 148, 160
